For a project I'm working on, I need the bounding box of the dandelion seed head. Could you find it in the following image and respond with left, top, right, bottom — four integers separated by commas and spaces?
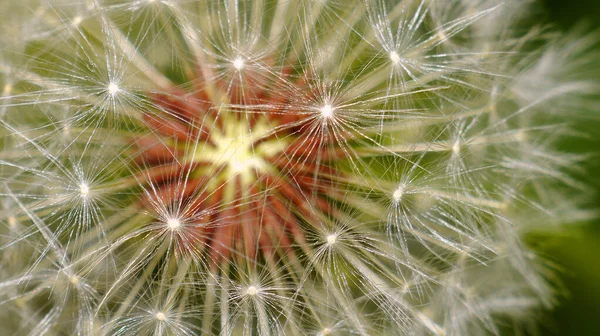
166, 217, 181, 230
392, 185, 405, 202
72, 16, 82, 27
245, 285, 259, 296
232, 57, 245, 70
107, 82, 120, 95
325, 233, 337, 246
155, 312, 166, 321
437, 28, 448, 41
7, 216, 17, 229
389, 51, 401, 64
320, 104, 334, 119
320, 327, 333, 336
452, 141, 461, 154
79, 183, 90, 197
0, 0, 595, 334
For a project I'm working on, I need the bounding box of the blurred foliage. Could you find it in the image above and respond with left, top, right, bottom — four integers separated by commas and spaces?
541, 0, 600, 335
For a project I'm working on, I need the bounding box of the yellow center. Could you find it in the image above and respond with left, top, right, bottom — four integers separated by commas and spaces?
184, 114, 289, 191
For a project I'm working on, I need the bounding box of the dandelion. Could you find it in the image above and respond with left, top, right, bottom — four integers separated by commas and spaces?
0, 0, 597, 335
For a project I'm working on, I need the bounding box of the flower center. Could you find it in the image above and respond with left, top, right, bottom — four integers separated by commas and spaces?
136, 68, 340, 264
187, 114, 288, 189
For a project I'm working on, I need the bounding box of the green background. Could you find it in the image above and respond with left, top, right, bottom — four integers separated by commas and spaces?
542, 1, 600, 335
